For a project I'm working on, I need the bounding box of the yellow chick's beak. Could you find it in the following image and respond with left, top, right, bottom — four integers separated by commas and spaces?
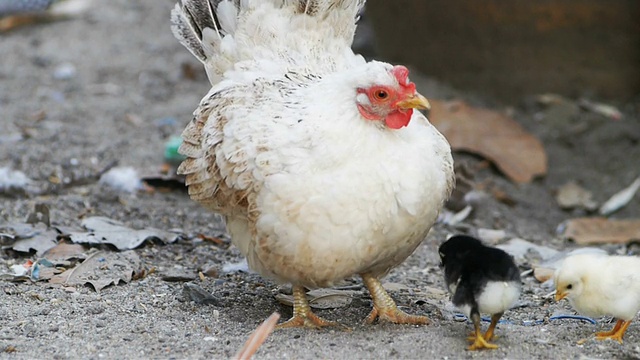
396, 93, 431, 111
555, 291, 567, 302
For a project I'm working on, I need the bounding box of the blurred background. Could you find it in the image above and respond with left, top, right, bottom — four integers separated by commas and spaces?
363, 1, 640, 103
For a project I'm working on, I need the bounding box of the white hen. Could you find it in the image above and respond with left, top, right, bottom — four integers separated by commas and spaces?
171, 0, 454, 328
555, 253, 640, 343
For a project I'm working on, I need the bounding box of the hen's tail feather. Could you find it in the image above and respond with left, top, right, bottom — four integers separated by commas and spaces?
171, 0, 220, 62
171, 0, 365, 64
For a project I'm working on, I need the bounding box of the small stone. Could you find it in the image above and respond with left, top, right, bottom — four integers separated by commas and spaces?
182, 283, 220, 306
161, 269, 196, 282
53, 63, 77, 80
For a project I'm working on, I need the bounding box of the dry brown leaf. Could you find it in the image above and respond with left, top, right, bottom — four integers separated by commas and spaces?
429, 100, 547, 183
561, 217, 640, 244
41, 243, 87, 263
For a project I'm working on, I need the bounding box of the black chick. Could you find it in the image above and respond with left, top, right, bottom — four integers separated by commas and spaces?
439, 235, 521, 350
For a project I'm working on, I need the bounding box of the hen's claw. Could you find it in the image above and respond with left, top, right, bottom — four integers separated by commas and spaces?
361, 273, 429, 325
276, 285, 340, 329
276, 312, 339, 329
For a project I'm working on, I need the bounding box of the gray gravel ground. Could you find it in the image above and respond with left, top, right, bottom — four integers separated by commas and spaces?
1, 0, 640, 359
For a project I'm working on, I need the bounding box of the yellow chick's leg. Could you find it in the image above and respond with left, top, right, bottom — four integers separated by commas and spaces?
361, 273, 429, 325
595, 319, 631, 344
484, 312, 503, 341
595, 319, 623, 338
468, 313, 499, 351
276, 285, 339, 329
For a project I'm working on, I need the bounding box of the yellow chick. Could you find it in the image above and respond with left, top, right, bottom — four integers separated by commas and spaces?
555, 253, 640, 343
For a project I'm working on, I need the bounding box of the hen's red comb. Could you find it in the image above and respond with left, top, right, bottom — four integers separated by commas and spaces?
391, 66, 409, 85
391, 65, 416, 92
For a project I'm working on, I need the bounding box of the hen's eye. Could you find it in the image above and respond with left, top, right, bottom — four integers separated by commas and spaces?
566, 284, 573, 290
374, 90, 388, 100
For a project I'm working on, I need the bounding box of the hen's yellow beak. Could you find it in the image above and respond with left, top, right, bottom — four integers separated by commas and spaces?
555, 291, 567, 301
396, 93, 430, 111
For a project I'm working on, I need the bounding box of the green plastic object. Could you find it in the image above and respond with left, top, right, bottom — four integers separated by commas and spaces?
164, 136, 186, 164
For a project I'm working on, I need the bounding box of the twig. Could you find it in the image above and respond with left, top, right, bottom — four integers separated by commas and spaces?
233, 312, 280, 360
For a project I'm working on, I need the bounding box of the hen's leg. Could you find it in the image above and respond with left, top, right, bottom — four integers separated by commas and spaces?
483, 312, 503, 341
595, 319, 631, 344
468, 312, 498, 350
361, 273, 429, 325
276, 285, 339, 329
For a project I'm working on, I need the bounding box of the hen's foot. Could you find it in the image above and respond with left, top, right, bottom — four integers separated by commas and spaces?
275, 285, 340, 329
361, 273, 429, 325
276, 312, 339, 329
595, 319, 631, 344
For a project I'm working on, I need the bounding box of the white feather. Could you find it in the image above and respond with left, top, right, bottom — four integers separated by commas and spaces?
216, 1, 238, 35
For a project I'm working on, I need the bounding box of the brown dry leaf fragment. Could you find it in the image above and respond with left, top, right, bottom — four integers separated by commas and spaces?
41, 243, 87, 263
561, 217, 640, 244
429, 100, 547, 183
234, 312, 280, 360
197, 233, 229, 247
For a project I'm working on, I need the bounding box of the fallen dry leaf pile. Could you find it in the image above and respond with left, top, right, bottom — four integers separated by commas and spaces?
0, 204, 179, 291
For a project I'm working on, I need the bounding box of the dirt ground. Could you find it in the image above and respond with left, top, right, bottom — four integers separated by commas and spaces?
1, 0, 640, 359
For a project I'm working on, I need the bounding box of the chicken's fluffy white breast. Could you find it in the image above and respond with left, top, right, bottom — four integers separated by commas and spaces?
179, 73, 453, 288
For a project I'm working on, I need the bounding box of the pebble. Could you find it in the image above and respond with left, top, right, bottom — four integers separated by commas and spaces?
53, 63, 77, 80
182, 283, 220, 306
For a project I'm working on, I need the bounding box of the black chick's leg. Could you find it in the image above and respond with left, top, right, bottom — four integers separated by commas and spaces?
484, 312, 503, 341
468, 311, 498, 350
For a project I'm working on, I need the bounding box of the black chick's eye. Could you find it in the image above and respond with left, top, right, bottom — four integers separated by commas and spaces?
374, 90, 388, 100
566, 284, 573, 290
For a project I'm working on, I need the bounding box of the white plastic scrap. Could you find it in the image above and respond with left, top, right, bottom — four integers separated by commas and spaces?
10, 264, 29, 277
579, 99, 623, 121
439, 205, 473, 226
99, 166, 143, 193
496, 238, 559, 262
599, 176, 640, 216
222, 259, 250, 273
0, 166, 31, 191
